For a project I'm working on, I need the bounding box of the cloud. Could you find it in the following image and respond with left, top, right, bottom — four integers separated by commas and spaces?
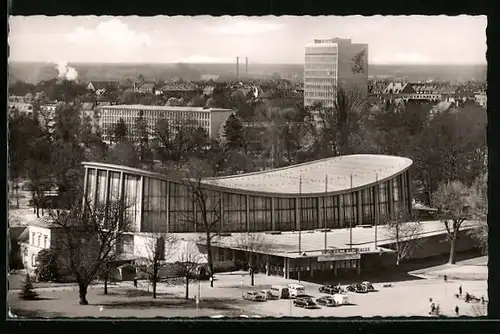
178, 55, 233, 63
208, 19, 284, 35
65, 18, 151, 48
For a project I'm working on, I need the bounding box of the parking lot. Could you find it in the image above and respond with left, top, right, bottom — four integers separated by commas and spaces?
234, 276, 487, 317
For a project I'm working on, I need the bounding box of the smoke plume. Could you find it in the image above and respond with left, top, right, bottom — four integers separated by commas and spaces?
55, 61, 79, 81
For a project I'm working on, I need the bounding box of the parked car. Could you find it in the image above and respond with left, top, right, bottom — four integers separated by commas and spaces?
293, 297, 318, 309
316, 296, 337, 307
260, 289, 278, 300
242, 291, 266, 301
318, 284, 343, 294
288, 284, 305, 298
347, 283, 368, 293
270, 285, 290, 299
333, 293, 350, 305
361, 281, 375, 292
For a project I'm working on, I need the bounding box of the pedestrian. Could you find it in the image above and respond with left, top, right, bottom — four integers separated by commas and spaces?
436, 304, 440, 315
455, 305, 459, 316
465, 292, 470, 303
481, 296, 485, 304
429, 297, 433, 303
430, 302, 436, 315
459, 285, 462, 297
444, 274, 447, 282
133, 277, 138, 288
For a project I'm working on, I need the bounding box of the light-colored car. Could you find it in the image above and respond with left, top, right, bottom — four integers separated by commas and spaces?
242, 291, 266, 301
333, 293, 349, 305
260, 289, 278, 300
270, 285, 290, 299
288, 284, 305, 298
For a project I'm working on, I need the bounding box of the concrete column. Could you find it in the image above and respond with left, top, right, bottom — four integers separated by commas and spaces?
92, 168, 99, 208
283, 258, 289, 279
82, 167, 88, 211
137, 176, 144, 232
266, 256, 270, 276
104, 170, 110, 208
388, 179, 394, 215
165, 181, 170, 233
271, 197, 275, 230
357, 259, 361, 276
246, 194, 250, 232
295, 198, 300, 231
220, 191, 224, 230
356, 191, 362, 226
316, 197, 321, 229
338, 195, 344, 228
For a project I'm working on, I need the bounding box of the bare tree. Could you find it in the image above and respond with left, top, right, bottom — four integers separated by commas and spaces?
386, 204, 423, 266
47, 196, 131, 305
433, 181, 476, 264
142, 231, 178, 299
175, 241, 205, 299
180, 158, 225, 288
234, 233, 275, 286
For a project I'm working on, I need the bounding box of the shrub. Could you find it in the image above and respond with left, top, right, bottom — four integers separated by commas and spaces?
35, 249, 58, 282
19, 274, 38, 300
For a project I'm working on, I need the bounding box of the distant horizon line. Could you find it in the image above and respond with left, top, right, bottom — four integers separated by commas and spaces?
8, 60, 487, 66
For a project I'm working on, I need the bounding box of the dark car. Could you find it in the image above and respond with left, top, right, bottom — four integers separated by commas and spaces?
316, 296, 337, 307
293, 297, 318, 309
318, 285, 343, 294
295, 294, 314, 300
347, 283, 368, 293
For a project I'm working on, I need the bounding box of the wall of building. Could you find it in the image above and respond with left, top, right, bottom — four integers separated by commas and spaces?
20, 225, 53, 273
337, 40, 369, 98
210, 110, 234, 140
84, 163, 412, 236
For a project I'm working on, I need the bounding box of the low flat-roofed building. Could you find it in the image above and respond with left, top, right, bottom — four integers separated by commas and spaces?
98, 104, 234, 143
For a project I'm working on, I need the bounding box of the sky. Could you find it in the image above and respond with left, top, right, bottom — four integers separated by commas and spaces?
8, 15, 487, 65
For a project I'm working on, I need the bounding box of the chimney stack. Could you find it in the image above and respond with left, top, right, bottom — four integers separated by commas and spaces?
236, 57, 239, 79
245, 57, 248, 74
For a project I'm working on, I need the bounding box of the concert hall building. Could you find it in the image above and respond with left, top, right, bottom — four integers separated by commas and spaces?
83, 154, 417, 279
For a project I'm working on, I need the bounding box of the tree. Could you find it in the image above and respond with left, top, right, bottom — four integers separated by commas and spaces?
143, 232, 177, 299
433, 181, 475, 264
180, 159, 225, 288
105, 140, 141, 168
48, 196, 132, 305
35, 248, 59, 282
223, 114, 246, 152
176, 242, 205, 299
234, 233, 275, 286
386, 204, 423, 266
113, 118, 128, 143
135, 113, 152, 164
19, 274, 39, 300
468, 174, 488, 254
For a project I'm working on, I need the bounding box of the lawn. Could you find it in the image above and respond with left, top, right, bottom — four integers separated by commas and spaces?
8, 287, 256, 318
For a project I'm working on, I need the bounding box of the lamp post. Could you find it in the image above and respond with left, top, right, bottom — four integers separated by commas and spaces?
349, 174, 353, 250
298, 174, 302, 283
375, 173, 379, 249
324, 174, 328, 253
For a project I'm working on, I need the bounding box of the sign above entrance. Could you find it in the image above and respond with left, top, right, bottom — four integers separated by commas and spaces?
324, 247, 370, 255
317, 253, 361, 262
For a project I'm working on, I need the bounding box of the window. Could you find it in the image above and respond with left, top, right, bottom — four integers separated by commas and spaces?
342, 192, 358, 228
322, 195, 340, 228
142, 177, 168, 232
275, 198, 296, 231
123, 174, 141, 232
361, 188, 375, 225
300, 197, 318, 230
248, 196, 272, 232
37, 234, 41, 247
378, 182, 390, 223
169, 183, 194, 232
32, 232, 35, 245
44, 235, 48, 248
223, 193, 247, 232
31, 254, 36, 267
393, 176, 401, 203
96, 170, 108, 206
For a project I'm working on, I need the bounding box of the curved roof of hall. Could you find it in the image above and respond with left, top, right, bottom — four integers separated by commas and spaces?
82, 154, 412, 197
201, 154, 412, 196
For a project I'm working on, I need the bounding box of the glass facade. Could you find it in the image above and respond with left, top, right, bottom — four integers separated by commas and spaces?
83, 165, 412, 234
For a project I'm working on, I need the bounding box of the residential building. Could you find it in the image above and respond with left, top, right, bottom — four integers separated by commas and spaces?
474, 91, 487, 108
304, 38, 369, 108
86, 81, 118, 96
98, 104, 234, 143
8, 95, 34, 116
134, 82, 156, 94
382, 82, 442, 102
18, 222, 54, 275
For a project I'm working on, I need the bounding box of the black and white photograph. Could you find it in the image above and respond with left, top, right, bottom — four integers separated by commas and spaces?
7, 15, 488, 318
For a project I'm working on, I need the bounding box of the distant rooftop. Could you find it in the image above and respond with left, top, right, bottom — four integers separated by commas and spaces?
202, 154, 412, 195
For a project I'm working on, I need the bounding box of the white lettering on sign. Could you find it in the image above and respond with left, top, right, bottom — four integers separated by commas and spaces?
317, 253, 361, 262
